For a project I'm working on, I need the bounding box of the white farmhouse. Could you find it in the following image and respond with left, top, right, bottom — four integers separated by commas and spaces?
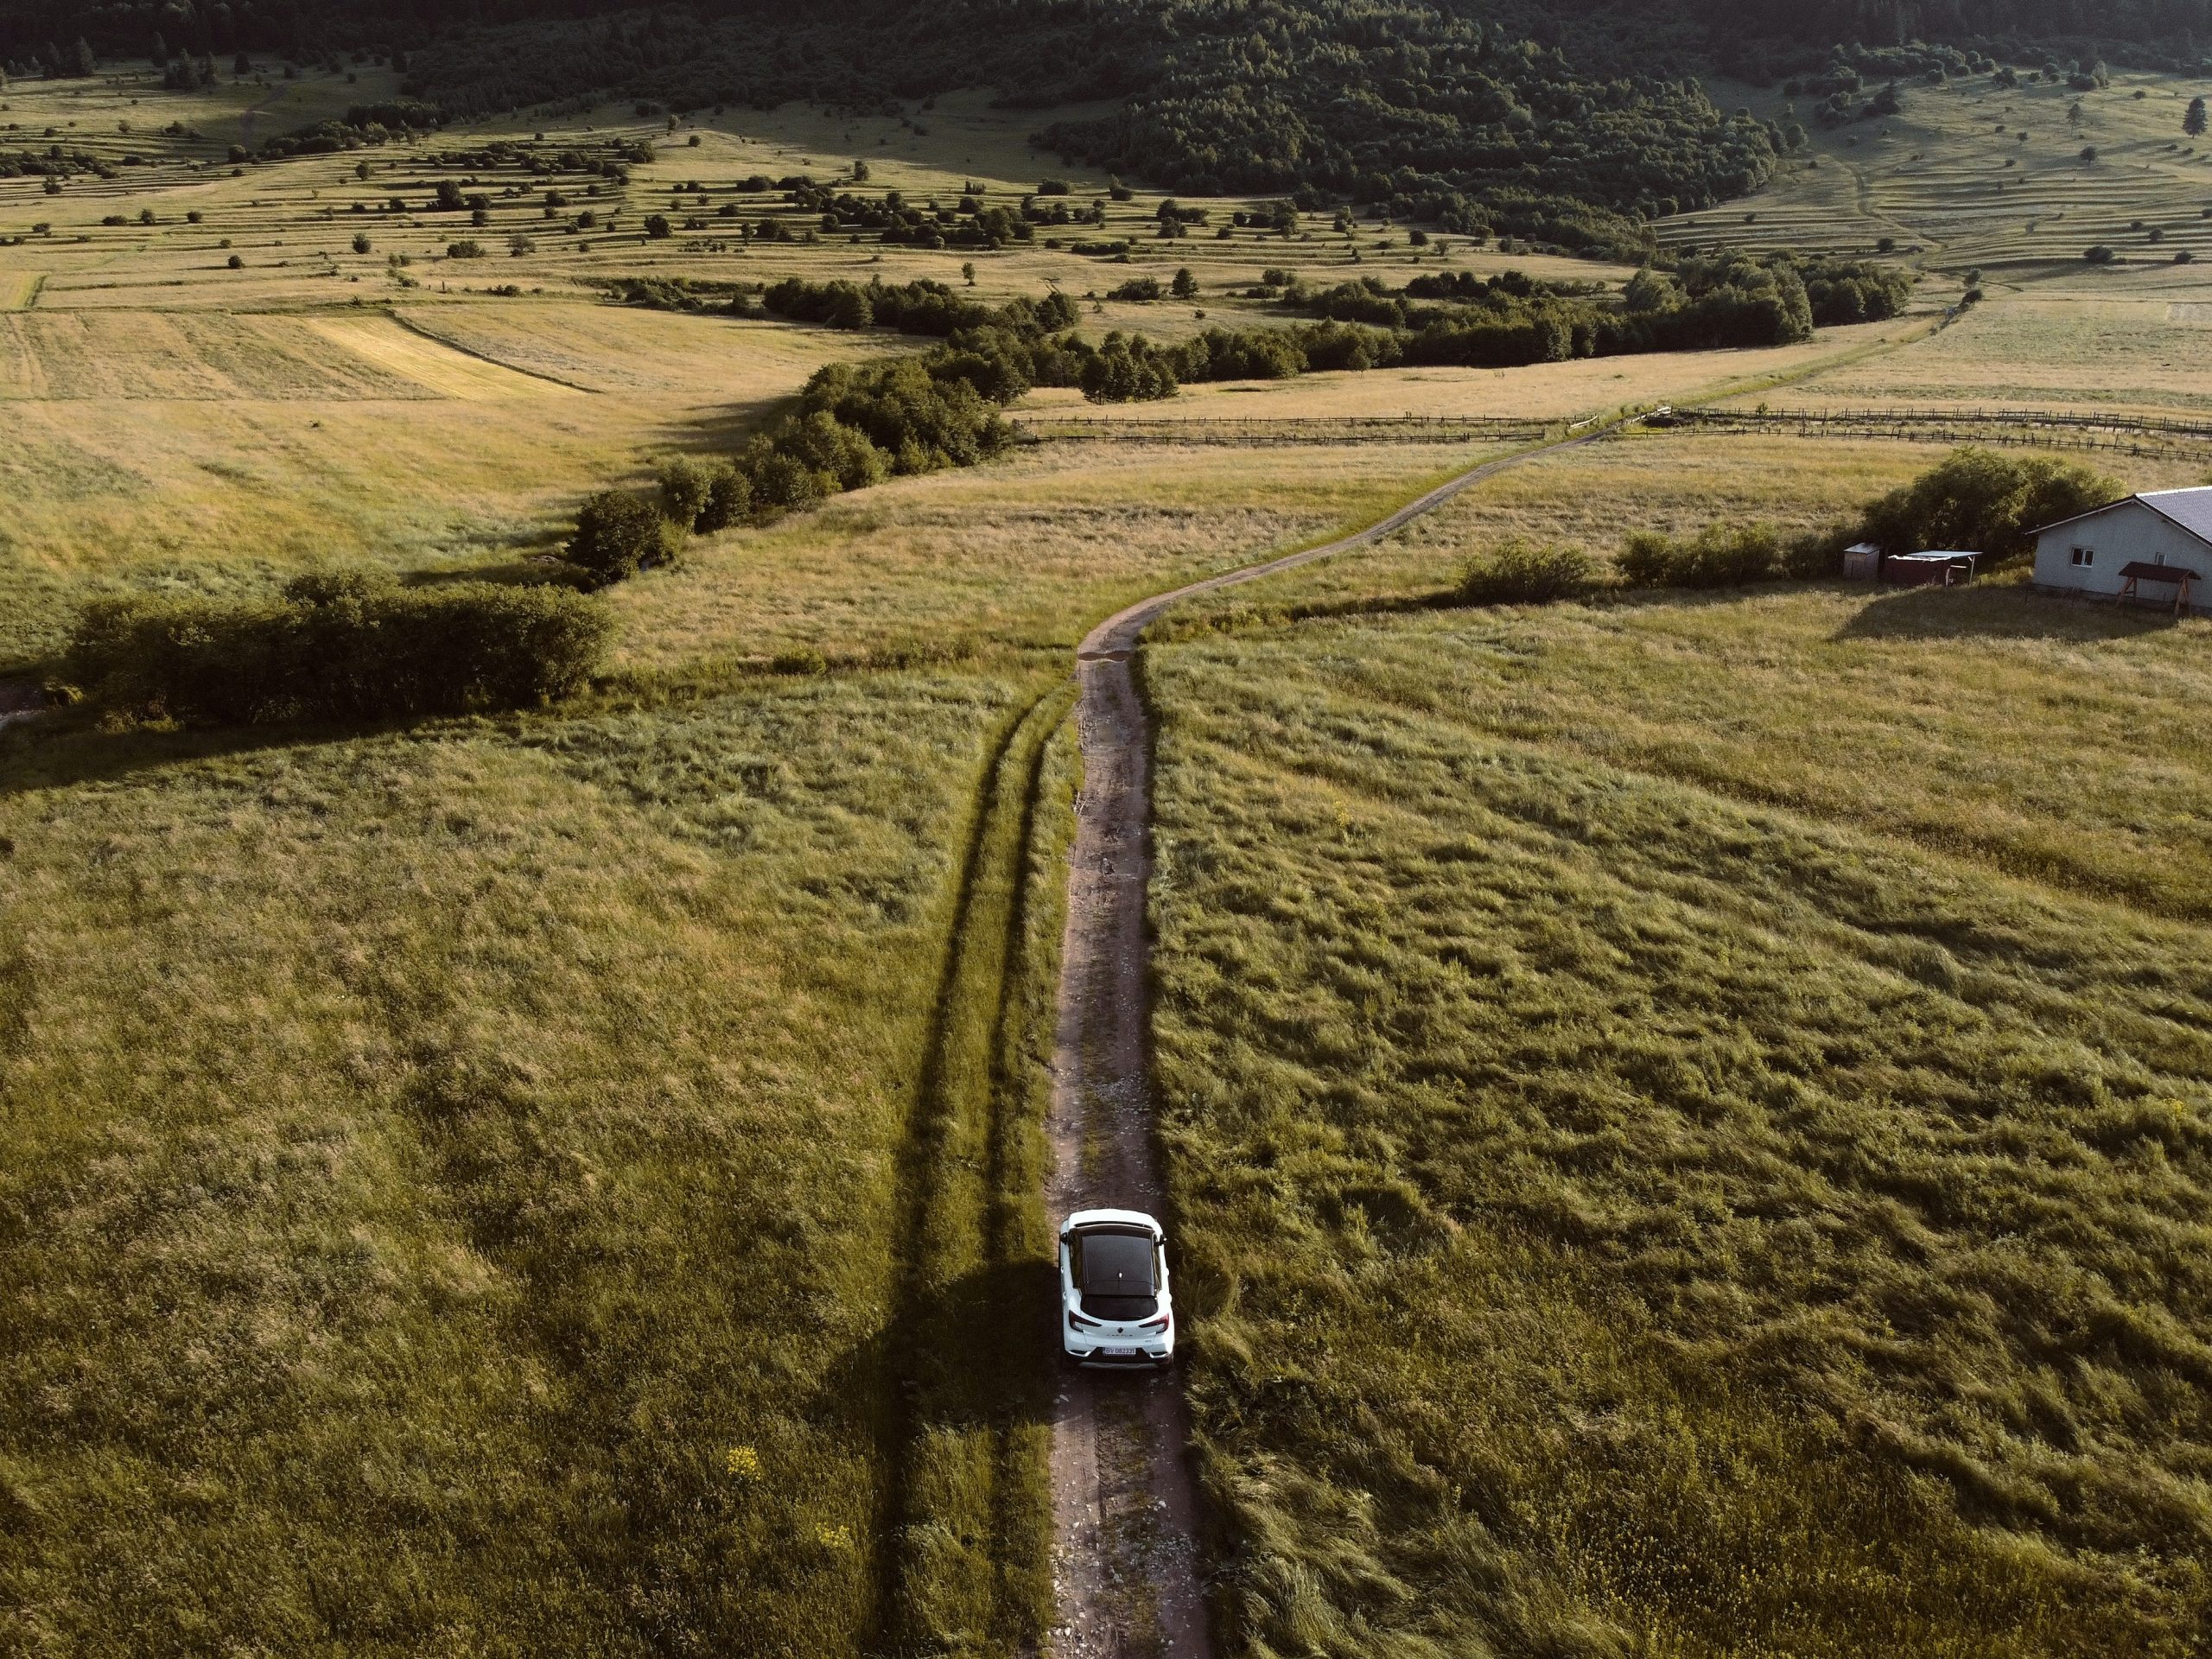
2031, 486, 2212, 612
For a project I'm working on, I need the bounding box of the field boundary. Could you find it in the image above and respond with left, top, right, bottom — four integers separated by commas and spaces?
385, 308, 606, 394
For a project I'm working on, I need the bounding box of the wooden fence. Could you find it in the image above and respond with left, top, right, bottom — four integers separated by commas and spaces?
1011, 414, 1557, 447
1649, 404, 2212, 458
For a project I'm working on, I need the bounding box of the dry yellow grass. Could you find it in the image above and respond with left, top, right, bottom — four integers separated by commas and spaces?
607, 439, 1493, 671
1758, 280, 2212, 414
303, 312, 584, 398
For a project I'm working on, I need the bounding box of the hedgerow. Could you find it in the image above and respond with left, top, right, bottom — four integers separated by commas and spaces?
67, 570, 613, 725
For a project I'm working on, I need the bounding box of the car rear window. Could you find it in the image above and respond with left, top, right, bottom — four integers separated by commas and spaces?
1076, 1230, 1156, 1295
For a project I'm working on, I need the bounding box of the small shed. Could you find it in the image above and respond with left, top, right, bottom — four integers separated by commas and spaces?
1882, 550, 1980, 588
2031, 487, 2212, 613
1842, 542, 1883, 582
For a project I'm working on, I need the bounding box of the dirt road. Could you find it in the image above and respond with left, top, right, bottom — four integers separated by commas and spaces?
1044, 440, 1585, 1656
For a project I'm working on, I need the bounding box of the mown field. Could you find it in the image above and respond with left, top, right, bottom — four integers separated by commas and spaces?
1145, 587, 2212, 1656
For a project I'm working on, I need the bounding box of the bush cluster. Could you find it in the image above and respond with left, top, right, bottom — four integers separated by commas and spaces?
566, 490, 684, 588
67, 570, 613, 726
1859, 446, 2117, 563
1608, 447, 2121, 594
1456, 541, 1599, 605
1281, 254, 1910, 371
1618, 524, 1808, 587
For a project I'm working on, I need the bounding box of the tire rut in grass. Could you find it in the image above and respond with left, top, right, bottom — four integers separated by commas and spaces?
872, 681, 1073, 1655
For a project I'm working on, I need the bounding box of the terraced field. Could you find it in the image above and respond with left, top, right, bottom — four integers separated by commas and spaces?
1662, 68, 2212, 269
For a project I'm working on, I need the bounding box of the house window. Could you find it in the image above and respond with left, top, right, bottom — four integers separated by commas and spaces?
2071, 546, 2095, 568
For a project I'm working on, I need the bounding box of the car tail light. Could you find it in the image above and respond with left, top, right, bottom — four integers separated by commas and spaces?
1069, 1311, 1101, 1330
1139, 1313, 1170, 1331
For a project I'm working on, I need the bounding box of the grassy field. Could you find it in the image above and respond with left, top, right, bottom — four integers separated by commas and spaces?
1661, 67, 2212, 270
1748, 271, 2212, 414
1159, 432, 2209, 632
0, 669, 1067, 1655
1143, 586, 2212, 1657
3, 47, 2212, 1659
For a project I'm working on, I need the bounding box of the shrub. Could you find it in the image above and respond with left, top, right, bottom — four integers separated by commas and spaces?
1860, 447, 2118, 563
1456, 539, 1597, 605
226, 254, 243, 269
658, 458, 717, 530
2084, 243, 2115, 263
565, 490, 680, 588
1619, 524, 1787, 588
696, 463, 753, 531
446, 239, 486, 259
67, 571, 612, 725
743, 447, 829, 512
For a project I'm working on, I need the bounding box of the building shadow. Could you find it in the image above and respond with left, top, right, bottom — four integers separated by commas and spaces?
1830, 582, 2186, 643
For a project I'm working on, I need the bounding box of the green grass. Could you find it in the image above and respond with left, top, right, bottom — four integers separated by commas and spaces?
7, 56, 2212, 1656
1143, 585, 2212, 1657
1668, 67, 2212, 270
0, 669, 1065, 1655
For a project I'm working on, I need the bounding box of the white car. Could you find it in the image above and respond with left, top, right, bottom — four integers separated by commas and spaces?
1059, 1208, 1175, 1367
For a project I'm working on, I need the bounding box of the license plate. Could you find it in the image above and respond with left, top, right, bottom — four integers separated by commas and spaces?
1103, 1346, 1137, 1357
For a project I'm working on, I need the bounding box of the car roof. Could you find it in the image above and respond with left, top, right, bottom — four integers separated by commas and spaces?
1061, 1207, 1161, 1237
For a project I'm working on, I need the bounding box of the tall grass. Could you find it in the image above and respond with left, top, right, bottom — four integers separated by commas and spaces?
0, 671, 1052, 1655
1143, 587, 2212, 1656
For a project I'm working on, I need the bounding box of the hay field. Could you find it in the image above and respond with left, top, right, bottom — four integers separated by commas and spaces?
1745, 274, 2212, 414
1146, 588, 2212, 1657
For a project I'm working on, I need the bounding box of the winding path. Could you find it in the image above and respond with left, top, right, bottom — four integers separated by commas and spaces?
1043, 437, 1592, 1656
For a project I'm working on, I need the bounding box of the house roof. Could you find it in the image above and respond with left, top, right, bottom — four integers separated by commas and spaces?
2141, 488, 2212, 546
2033, 486, 2212, 547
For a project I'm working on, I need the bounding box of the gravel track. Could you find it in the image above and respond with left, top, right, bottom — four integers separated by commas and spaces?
1043, 439, 1585, 1656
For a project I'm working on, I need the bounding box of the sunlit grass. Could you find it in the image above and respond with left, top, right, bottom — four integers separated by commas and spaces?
0, 671, 1048, 1654
1146, 586, 2212, 1656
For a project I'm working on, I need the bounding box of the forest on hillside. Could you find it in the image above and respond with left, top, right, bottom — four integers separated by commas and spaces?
7, 1, 2209, 256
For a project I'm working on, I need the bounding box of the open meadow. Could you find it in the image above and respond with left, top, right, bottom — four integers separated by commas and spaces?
2, 41, 2211, 1659
1145, 586, 2212, 1657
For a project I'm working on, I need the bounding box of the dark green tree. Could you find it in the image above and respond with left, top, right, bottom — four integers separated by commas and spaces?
565, 491, 673, 588
2187, 97, 2208, 138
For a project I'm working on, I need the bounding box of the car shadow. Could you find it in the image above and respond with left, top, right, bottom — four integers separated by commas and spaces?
810, 1255, 1063, 1435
